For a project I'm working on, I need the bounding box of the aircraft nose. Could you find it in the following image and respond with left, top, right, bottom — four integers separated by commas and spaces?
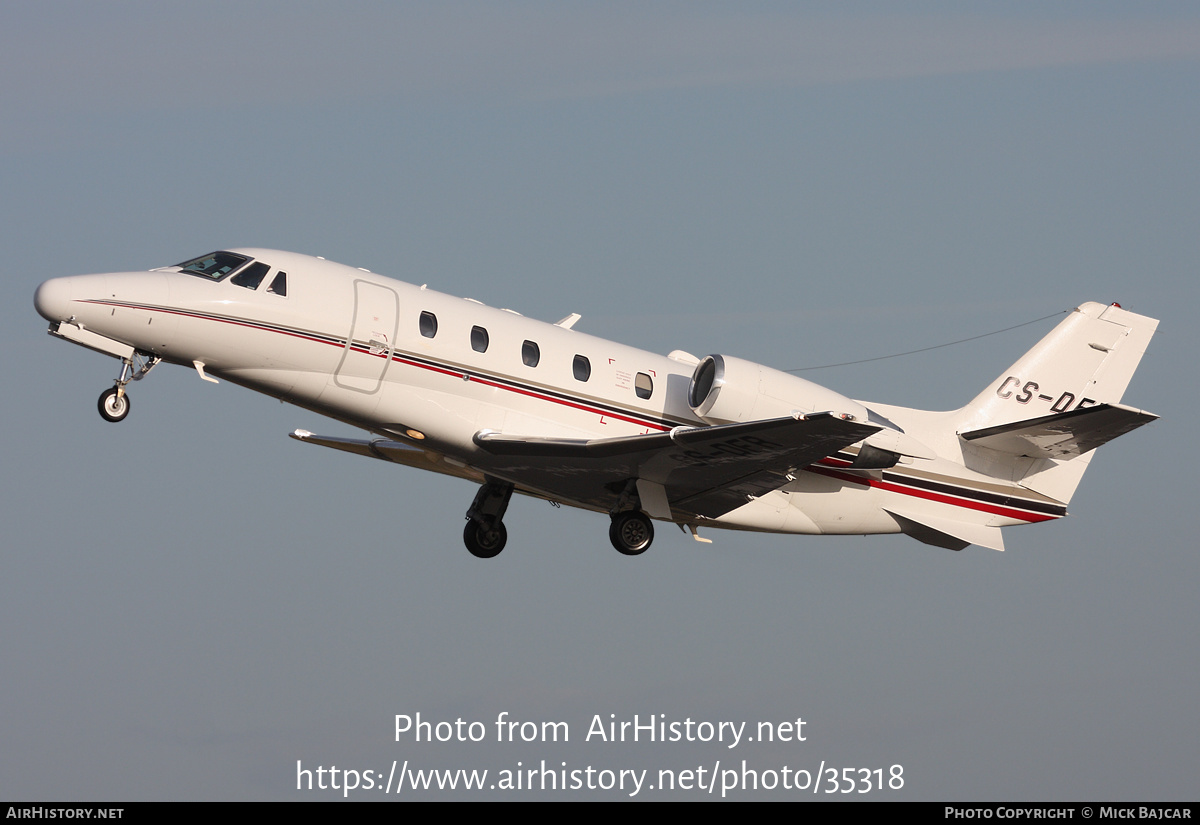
34, 276, 79, 323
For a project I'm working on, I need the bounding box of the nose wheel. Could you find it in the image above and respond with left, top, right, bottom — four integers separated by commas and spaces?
94, 352, 161, 423
98, 387, 131, 422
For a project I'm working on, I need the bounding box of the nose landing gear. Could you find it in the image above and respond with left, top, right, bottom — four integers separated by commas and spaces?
96, 352, 161, 423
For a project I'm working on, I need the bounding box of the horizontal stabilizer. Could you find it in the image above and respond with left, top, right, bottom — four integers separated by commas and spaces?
959, 403, 1158, 459
884, 507, 1006, 552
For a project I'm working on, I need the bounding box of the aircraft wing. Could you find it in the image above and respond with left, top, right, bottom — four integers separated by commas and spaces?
289, 430, 486, 483
959, 402, 1158, 459
474, 412, 880, 519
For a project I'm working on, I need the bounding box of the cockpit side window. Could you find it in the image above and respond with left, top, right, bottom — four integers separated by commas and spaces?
230, 262, 270, 290
176, 251, 251, 280
267, 271, 287, 296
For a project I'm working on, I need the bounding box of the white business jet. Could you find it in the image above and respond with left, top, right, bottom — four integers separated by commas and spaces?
34, 249, 1158, 557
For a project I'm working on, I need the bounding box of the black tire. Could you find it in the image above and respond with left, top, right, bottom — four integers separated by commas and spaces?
98, 388, 130, 423
464, 520, 507, 559
610, 511, 653, 556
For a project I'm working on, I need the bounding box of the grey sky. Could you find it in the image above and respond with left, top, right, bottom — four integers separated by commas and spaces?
2, 1, 1196, 800
5, 4, 1200, 114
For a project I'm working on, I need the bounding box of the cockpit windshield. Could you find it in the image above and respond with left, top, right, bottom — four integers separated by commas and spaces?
175, 251, 252, 280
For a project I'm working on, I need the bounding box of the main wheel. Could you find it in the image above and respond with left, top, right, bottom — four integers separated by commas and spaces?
98, 388, 130, 423
463, 520, 507, 559
610, 511, 653, 556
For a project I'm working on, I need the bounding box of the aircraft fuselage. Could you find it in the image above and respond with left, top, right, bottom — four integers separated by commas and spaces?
34, 248, 1158, 556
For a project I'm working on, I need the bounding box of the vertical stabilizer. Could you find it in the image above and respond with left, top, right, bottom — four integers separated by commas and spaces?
955, 302, 1158, 503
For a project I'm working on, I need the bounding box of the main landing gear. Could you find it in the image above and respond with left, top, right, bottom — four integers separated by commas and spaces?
460, 478, 657, 558
96, 352, 161, 423
463, 480, 514, 558
609, 510, 654, 555
607, 478, 654, 556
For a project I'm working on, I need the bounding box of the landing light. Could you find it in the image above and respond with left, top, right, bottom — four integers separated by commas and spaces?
406, 429, 426, 440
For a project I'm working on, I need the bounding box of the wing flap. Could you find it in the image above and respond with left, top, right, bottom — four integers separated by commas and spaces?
959, 402, 1158, 459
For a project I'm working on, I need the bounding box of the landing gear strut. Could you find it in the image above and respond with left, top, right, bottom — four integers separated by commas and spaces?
97, 352, 161, 423
464, 479, 514, 558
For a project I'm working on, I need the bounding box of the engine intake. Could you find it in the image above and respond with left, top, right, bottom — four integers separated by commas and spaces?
687, 354, 870, 424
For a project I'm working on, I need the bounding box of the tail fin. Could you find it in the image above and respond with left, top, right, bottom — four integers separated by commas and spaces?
955, 302, 1158, 504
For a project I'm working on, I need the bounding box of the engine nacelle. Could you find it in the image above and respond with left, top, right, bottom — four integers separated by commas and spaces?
687, 354, 938, 461
687, 354, 870, 425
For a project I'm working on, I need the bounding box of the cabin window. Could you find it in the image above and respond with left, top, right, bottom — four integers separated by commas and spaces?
230, 261, 270, 290
267, 271, 287, 296
471, 325, 489, 353
419, 311, 438, 338
522, 340, 540, 367
573, 354, 591, 382
635, 372, 653, 399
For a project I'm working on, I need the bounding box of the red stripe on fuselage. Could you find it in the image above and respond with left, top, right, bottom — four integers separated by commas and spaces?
808, 465, 1059, 523
84, 299, 1052, 520
84, 299, 675, 432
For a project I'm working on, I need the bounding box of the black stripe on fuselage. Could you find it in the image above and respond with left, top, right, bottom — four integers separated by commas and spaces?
85, 299, 1065, 520
824, 451, 1067, 518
